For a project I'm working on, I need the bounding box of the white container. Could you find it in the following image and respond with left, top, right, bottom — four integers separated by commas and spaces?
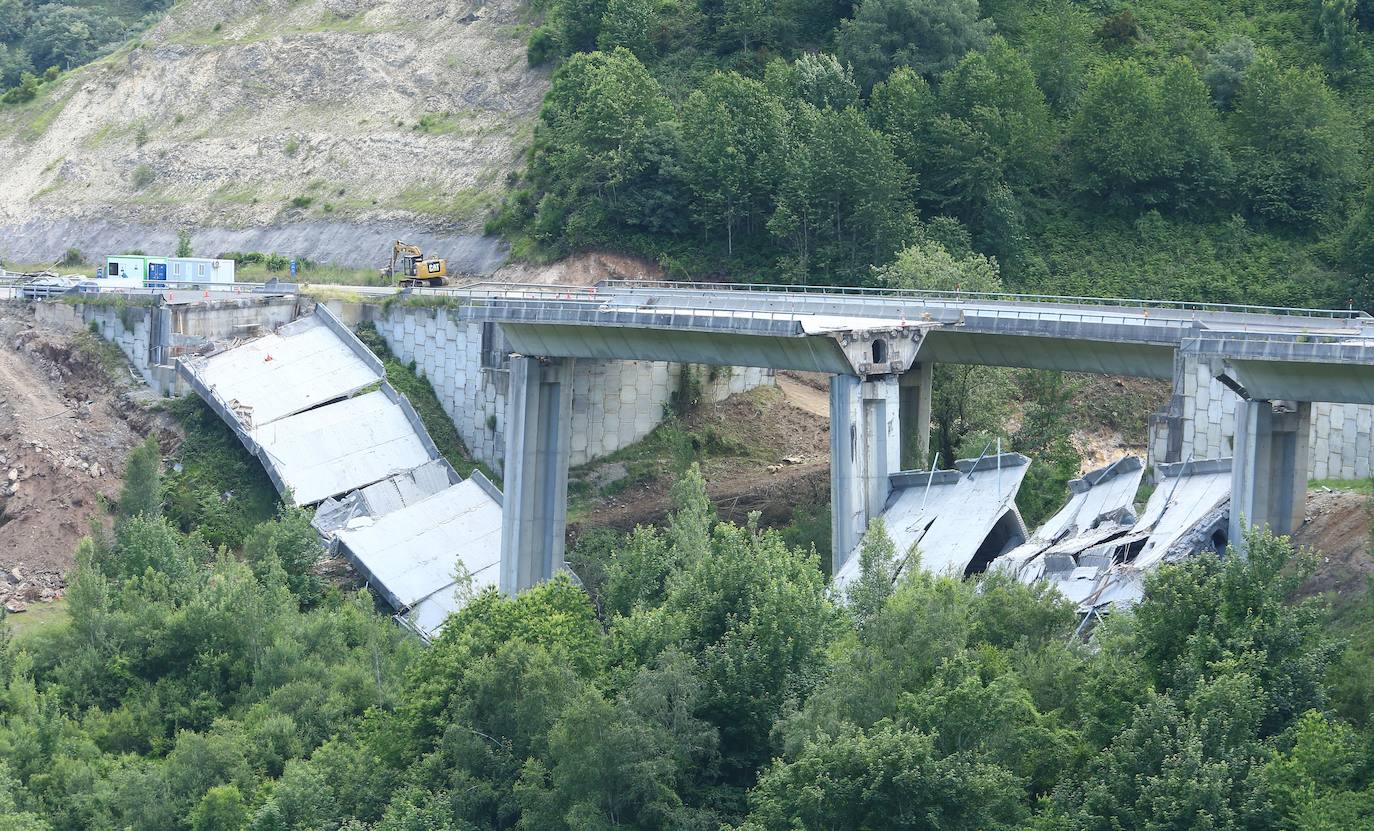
168, 257, 236, 286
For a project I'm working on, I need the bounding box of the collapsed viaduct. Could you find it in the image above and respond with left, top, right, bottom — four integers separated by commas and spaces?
24, 278, 1374, 597
453, 281, 1374, 594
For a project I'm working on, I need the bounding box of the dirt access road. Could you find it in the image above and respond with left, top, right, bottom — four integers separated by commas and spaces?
0, 304, 159, 611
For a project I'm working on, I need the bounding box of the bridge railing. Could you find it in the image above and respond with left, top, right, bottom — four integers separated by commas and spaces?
595, 279, 1368, 320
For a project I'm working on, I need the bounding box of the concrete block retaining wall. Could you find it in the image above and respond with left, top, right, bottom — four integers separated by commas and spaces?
36, 301, 154, 383
370, 305, 774, 474
1149, 354, 1374, 480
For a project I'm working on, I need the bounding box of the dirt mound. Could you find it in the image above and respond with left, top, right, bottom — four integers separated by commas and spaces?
1292, 488, 1374, 605
571, 386, 830, 536
0, 304, 174, 612
492, 251, 666, 286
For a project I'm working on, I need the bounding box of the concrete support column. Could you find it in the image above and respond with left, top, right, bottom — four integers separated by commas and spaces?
1229, 399, 1311, 545
500, 355, 573, 595
830, 374, 902, 573
898, 361, 934, 471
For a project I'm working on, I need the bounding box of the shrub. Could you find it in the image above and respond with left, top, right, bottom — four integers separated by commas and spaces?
131, 163, 155, 189
290, 195, 313, 209
0, 71, 39, 105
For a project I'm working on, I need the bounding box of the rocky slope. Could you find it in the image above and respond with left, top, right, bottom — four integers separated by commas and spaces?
0, 0, 546, 270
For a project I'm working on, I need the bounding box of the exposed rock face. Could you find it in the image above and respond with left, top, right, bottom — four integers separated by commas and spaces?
0, 0, 546, 268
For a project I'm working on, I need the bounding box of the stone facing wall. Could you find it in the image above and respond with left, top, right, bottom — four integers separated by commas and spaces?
36, 301, 153, 382
371, 305, 774, 474
1149, 354, 1374, 480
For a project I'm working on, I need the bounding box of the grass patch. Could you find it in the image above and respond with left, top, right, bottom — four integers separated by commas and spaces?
61, 293, 158, 308
234, 261, 390, 286
391, 185, 497, 220
159, 396, 280, 551
5, 598, 68, 641
354, 322, 494, 482
1310, 478, 1374, 495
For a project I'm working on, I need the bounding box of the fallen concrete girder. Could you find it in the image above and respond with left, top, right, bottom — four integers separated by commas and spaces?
335, 472, 504, 642
833, 453, 1031, 591
179, 306, 451, 506
179, 304, 506, 641
994, 457, 1231, 613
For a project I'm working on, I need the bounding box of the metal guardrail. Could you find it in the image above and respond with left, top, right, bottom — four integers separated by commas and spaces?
595, 279, 1368, 320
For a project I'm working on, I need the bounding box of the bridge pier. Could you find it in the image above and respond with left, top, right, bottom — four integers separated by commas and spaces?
898, 361, 933, 470
830, 374, 902, 573
500, 355, 573, 595
1229, 399, 1311, 545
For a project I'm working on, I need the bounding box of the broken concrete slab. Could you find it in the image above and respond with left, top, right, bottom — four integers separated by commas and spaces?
833, 452, 1030, 591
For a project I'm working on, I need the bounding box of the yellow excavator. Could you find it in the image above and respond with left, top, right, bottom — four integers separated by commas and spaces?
386, 240, 448, 287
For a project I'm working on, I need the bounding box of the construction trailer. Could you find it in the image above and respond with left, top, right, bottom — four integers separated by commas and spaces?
102, 255, 236, 288
103, 255, 167, 288
167, 257, 235, 288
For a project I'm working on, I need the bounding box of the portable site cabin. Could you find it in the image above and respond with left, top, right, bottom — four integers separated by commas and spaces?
103, 255, 167, 288
167, 257, 235, 287
102, 255, 236, 288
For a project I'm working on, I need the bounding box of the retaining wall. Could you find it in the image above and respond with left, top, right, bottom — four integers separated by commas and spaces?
367, 304, 774, 473
1149, 353, 1374, 480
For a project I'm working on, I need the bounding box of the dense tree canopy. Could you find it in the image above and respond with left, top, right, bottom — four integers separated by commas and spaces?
5, 437, 1374, 831
498, 0, 1372, 310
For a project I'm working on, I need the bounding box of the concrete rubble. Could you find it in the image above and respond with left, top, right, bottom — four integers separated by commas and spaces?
993, 456, 1232, 615
836, 450, 1236, 622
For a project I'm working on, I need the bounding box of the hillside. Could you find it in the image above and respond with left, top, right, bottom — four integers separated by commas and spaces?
0, 0, 546, 270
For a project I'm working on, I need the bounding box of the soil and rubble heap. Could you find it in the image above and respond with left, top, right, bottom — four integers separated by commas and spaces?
0, 304, 169, 611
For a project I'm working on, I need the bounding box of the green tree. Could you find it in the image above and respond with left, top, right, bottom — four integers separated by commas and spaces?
118, 436, 162, 521
1232, 58, 1361, 228
242, 505, 325, 605
522, 48, 686, 250
1203, 35, 1256, 109
515, 652, 720, 829
176, 230, 193, 258
612, 516, 836, 782
23, 4, 114, 71
597, 0, 655, 57
875, 236, 1002, 293
868, 65, 938, 177
0, 43, 32, 88
0, 761, 49, 831
1342, 182, 1374, 311
1069, 58, 1232, 211
1318, 0, 1360, 72
742, 724, 1025, 831
1022, 0, 1095, 112
836, 0, 994, 90
768, 103, 910, 282
763, 52, 860, 110
847, 517, 901, 626
1012, 371, 1081, 528
188, 784, 248, 831
681, 73, 786, 255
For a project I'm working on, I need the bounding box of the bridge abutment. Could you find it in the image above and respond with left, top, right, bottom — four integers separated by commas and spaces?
830, 374, 902, 573
1229, 399, 1311, 545
500, 355, 573, 595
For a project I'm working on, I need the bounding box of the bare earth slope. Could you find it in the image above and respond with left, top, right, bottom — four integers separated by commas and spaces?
0, 0, 546, 269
